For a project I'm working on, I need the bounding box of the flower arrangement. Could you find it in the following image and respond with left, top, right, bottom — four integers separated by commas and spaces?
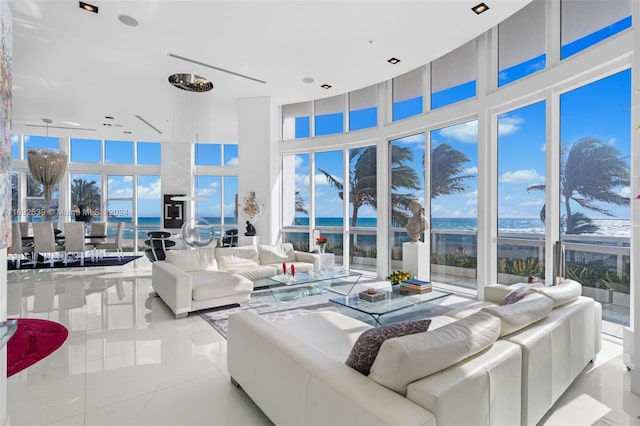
387, 270, 414, 285
316, 236, 328, 253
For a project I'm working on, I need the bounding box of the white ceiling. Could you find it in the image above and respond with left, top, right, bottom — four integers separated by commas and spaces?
9, 0, 532, 143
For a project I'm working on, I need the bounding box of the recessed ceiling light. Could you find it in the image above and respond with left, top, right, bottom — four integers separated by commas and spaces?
105, 116, 114, 120
302, 77, 315, 84
472, 2, 489, 14
387, 57, 401, 65
124, 131, 132, 134
118, 14, 139, 27
79, 1, 98, 13
321, 84, 332, 89
102, 123, 112, 126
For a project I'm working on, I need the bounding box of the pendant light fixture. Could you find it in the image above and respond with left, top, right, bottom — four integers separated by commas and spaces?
27, 119, 68, 201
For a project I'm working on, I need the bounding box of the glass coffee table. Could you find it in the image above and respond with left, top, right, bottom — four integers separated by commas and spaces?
266, 268, 362, 302
330, 287, 452, 326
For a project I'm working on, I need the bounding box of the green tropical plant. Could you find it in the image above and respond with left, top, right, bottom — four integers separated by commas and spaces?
71, 178, 101, 211
318, 145, 421, 228
430, 143, 473, 198
527, 137, 630, 234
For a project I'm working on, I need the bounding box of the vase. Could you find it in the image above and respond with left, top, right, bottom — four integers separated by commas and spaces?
319, 245, 325, 254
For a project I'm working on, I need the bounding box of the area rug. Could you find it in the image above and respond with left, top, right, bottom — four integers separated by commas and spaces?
7, 318, 69, 377
198, 285, 467, 338
8, 255, 141, 270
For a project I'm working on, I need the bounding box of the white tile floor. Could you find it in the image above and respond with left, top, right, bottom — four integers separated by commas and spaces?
4, 257, 640, 426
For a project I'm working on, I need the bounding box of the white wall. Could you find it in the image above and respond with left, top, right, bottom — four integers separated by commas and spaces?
237, 97, 280, 243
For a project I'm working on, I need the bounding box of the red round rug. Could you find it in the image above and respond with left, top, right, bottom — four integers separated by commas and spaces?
6, 318, 69, 377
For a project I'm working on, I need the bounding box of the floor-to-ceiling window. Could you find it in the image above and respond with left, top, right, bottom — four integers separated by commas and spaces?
348, 146, 377, 271
559, 69, 631, 326
282, 153, 309, 251
497, 101, 546, 284
389, 134, 425, 272
315, 150, 344, 262
429, 121, 478, 290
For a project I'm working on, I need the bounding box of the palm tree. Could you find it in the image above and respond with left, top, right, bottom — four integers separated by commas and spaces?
430, 143, 472, 198
295, 191, 307, 215
71, 178, 101, 212
318, 145, 421, 227
527, 137, 629, 234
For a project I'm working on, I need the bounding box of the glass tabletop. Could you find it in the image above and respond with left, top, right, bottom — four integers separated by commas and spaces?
266, 268, 362, 301
330, 287, 452, 316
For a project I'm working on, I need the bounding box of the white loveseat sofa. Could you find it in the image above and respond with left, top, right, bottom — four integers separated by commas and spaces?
152, 243, 321, 318
227, 279, 601, 426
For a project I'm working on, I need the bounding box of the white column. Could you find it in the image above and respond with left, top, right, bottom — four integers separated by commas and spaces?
630, 0, 640, 397
237, 97, 279, 244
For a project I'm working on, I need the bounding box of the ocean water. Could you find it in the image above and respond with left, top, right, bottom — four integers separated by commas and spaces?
111, 216, 631, 241
293, 217, 630, 237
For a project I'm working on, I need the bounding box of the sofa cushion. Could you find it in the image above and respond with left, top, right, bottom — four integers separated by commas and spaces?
223, 264, 278, 281
165, 248, 218, 272
368, 312, 500, 395
531, 279, 582, 308
215, 246, 260, 268
277, 311, 373, 362
189, 271, 253, 301
481, 292, 553, 337
257, 243, 296, 264
345, 319, 432, 376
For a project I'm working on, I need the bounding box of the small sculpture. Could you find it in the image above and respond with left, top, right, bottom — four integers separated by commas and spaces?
244, 220, 256, 236
405, 200, 428, 243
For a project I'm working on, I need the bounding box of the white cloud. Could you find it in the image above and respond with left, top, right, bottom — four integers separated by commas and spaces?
226, 157, 238, 166
315, 172, 340, 186
607, 137, 617, 146
520, 199, 544, 207
295, 155, 305, 168
197, 181, 219, 196
137, 178, 161, 199
295, 173, 309, 185
497, 116, 524, 136
463, 166, 478, 174
123, 176, 133, 182
540, 144, 546, 152
439, 121, 478, 143
114, 188, 133, 197
499, 169, 544, 183
619, 186, 631, 197
466, 198, 477, 206
464, 189, 478, 198
395, 133, 425, 145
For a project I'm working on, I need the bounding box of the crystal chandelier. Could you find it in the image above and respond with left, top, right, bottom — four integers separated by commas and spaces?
27, 118, 68, 201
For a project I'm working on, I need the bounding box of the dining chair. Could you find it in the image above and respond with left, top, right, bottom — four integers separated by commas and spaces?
32, 222, 65, 267
9, 222, 34, 268
18, 222, 30, 238
63, 222, 87, 266
87, 222, 107, 261
92, 221, 125, 260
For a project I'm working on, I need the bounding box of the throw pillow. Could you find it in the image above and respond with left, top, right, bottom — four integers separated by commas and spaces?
502, 282, 542, 305
345, 319, 431, 376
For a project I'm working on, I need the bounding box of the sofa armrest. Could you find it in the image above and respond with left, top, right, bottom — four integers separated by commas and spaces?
483, 284, 513, 304
228, 311, 435, 426
295, 251, 321, 270
152, 261, 193, 318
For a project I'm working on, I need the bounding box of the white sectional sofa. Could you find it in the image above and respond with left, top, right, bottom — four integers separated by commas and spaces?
152, 243, 321, 318
227, 279, 601, 426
